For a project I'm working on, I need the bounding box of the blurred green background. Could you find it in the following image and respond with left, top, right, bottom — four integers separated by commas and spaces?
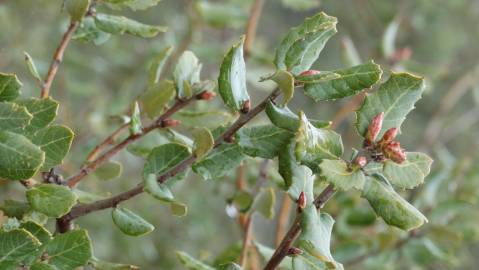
1, 0, 479, 269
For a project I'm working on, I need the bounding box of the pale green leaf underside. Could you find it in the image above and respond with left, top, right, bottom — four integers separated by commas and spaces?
303, 61, 382, 101
26, 184, 77, 218
140, 79, 175, 118
218, 35, 249, 111
94, 161, 123, 181
270, 70, 295, 105
319, 159, 366, 191
192, 144, 245, 180
0, 131, 44, 180
32, 125, 74, 170
250, 187, 276, 219
176, 251, 215, 270
0, 102, 32, 132
111, 207, 154, 236
0, 72, 22, 101
192, 127, 214, 159
95, 13, 167, 38
148, 46, 173, 87
356, 73, 425, 138
237, 124, 293, 159
383, 152, 433, 189
265, 101, 331, 132
144, 173, 174, 202
103, 0, 162, 11
173, 51, 202, 98
45, 229, 92, 270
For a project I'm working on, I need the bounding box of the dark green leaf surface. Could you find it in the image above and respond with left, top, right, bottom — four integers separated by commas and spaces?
15, 97, 59, 134
112, 207, 154, 236
237, 124, 293, 159
142, 143, 190, 180
26, 184, 77, 218
95, 13, 167, 38
0, 102, 32, 132
31, 125, 74, 170
0, 72, 22, 101
0, 229, 40, 269
192, 144, 245, 180
45, 230, 92, 270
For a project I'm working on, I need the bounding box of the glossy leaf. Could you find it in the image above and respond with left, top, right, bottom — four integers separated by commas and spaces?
95, 13, 167, 38
16, 97, 59, 134
65, 0, 90, 21
362, 175, 428, 231
26, 184, 77, 218
295, 112, 343, 173
144, 173, 174, 202
237, 124, 293, 159
73, 17, 111, 45
218, 36, 249, 112
192, 144, 245, 180
129, 102, 142, 135
265, 101, 330, 132
31, 125, 74, 170
112, 207, 154, 236
176, 251, 215, 270
0, 102, 32, 132
303, 61, 382, 101
275, 12, 337, 75
23, 52, 42, 83
383, 152, 433, 189
356, 73, 425, 138
0, 131, 44, 180
192, 127, 214, 159
173, 51, 202, 98
0, 72, 22, 101
148, 46, 173, 87
45, 229, 92, 269
140, 79, 175, 118
270, 70, 295, 105
0, 229, 40, 269
250, 187, 276, 219
170, 201, 188, 217
142, 143, 190, 180
94, 161, 123, 180
319, 159, 366, 191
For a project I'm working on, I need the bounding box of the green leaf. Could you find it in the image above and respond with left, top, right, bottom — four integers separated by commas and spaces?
192, 144, 245, 180
0, 229, 41, 269
16, 97, 59, 134
237, 124, 293, 159
0, 72, 22, 101
148, 46, 173, 87
94, 161, 123, 180
218, 36, 249, 112
340, 36, 361, 66
170, 201, 188, 217
65, 0, 90, 21
319, 159, 366, 191
73, 17, 111, 45
129, 102, 142, 135
102, 0, 162, 11
23, 52, 42, 83
144, 173, 174, 202
45, 229, 92, 269
31, 125, 74, 170
73, 189, 109, 204
112, 207, 154, 236
265, 101, 331, 132
383, 152, 433, 189
250, 187, 276, 219
382, 19, 400, 58
142, 143, 190, 180
176, 251, 215, 270
192, 127, 214, 159
20, 221, 51, 244
174, 110, 233, 129
0, 131, 44, 180
274, 12, 337, 75
31, 262, 58, 270
362, 175, 428, 231
296, 208, 343, 269
0, 200, 31, 219
281, 0, 320, 11
355, 73, 425, 138
254, 242, 292, 268
294, 71, 341, 83
217, 263, 242, 270
0, 102, 32, 132
295, 112, 343, 173
26, 184, 77, 218
90, 259, 139, 270
173, 51, 202, 99
196, 1, 248, 29
94, 13, 167, 38
140, 79, 175, 118
232, 191, 253, 212
270, 70, 295, 105
303, 61, 382, 101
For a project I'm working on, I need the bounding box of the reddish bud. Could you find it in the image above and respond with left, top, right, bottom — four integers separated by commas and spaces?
197, 91, 216, 101
379, 128, 398, 145
287, 247, 303, 256
240, 100, 251, 114
366, 112, 384, 142
161, 119, 181, 128
391, 47, 412, 63
297, 191, 306, 210
298, 70, 321, 76
383, 141, 406, 163
354, 156, 368, 168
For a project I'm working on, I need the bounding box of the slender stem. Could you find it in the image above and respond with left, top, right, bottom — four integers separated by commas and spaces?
41, 21, 79, 98
239, 216, 253, 268
244, 0, 266, 57
65, 89, 281, 221
275, 194, 292, 247
263, 184, 336, 270
86, 123, 129, 162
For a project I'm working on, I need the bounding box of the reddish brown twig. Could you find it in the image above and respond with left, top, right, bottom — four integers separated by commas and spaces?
244, 0, 265, 57
275, 194, 293, 247
85, 123, 129, 162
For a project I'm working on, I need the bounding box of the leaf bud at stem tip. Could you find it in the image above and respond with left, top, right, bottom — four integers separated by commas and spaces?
160, 119, 181, 128
196, 90, 216, 101
240, 100, 251, 114
366, 112, 384, 142
354, 156, 368, 168
297, 191, 306, 211
287, 247, 303, 256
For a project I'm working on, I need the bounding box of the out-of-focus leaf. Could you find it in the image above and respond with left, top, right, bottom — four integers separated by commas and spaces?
270, 70, 295, 105
65, 0, 90, 21
355, 73, 425, 138
143, 173, 174, 202
0, 200, 31, 219
265, 101, 331, 132
170, 202, 187, 217
232, 191, 253, 212
218, 36, 249, 112
94, 161, 123, 180
129, 102, 142, 135
148, 46, 173, 87
0, 102, 32, 132
217, 263, 242, 270
0, 229, 41, 269
404, 238, 446, 265
45, 229, 92, 269
0, 131, 44, 180
111, 207, 154, 236
23, 52, 42, 83
174, 110, 233, 129
192, 127, 214, 159
303, 61, 382, 101
362, 175, 428, 231
90, 259, 139, 269
73, 17, 111, 45
237, 124, 293, 159
295, 111, 343, 173
192, 144, 245, 180
102, 0, 162, 11
254, 242, 292, 268
319, 159, 366, 191
16, 97, 59, 134
173, 51, 202, 99
383, 152, 433, 189
30, 262, 58, 270
196, 1, 248, 29
0, 72, 22, 101
250, 187, 276, 219
345, 207, 376, 227
32, 125, 74, 170
281, 0, 320, 11
94, 13, 167, 38
294, 71, 340, 83
275, 12, 337, 75
73, 189, 109, 204
26, 184, 77, 218
140, 79, 175, 118
340, 36, 361, 66
176, 251, 215, 270
382, 18, 400, 58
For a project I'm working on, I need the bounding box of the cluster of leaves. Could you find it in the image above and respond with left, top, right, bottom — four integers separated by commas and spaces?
0, 1, 437, 269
